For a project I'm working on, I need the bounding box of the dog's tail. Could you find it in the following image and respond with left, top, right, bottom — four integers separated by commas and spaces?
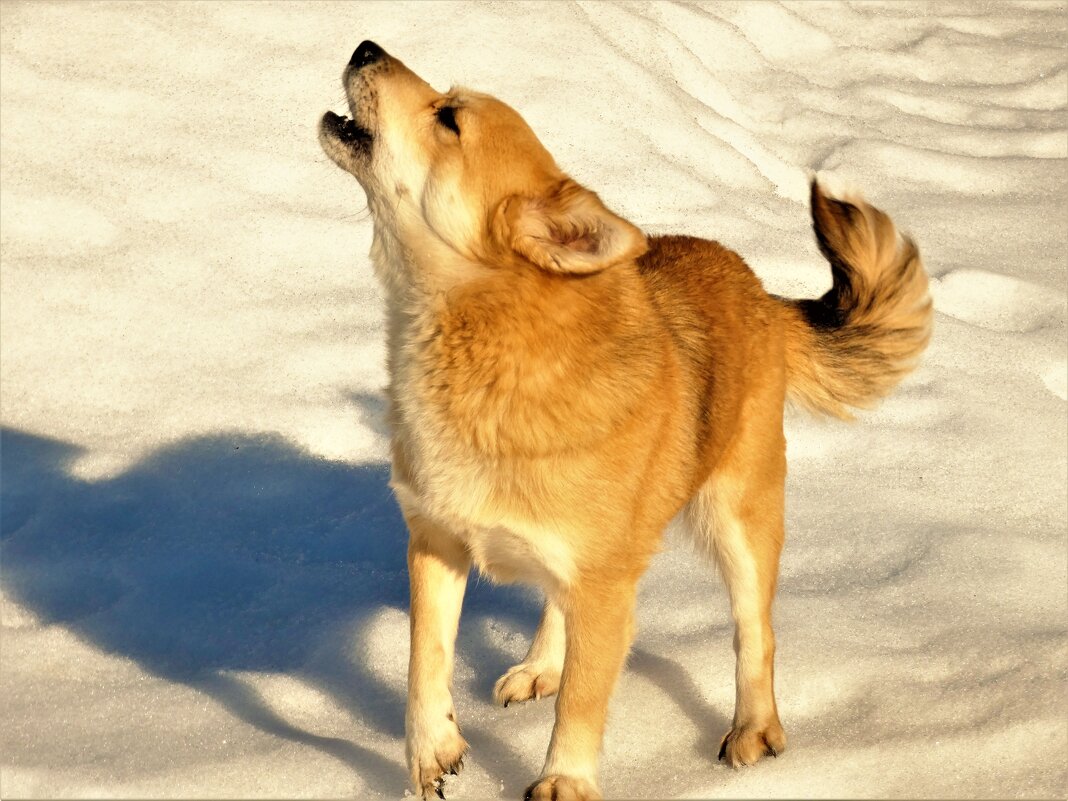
778, 180, 933, 418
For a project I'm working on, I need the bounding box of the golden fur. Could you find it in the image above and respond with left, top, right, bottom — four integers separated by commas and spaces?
320, 42, 932, 801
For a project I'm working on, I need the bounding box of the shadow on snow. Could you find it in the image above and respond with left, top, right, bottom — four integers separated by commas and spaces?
1, 422, 730, 793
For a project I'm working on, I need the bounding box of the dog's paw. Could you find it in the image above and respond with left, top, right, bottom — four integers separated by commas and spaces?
717, 719, 786, 768
523, 774, 601, 801
494, 662, 561, 707
407, 717, 468, 799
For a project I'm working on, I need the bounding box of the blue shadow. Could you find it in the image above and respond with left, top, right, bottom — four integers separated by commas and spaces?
1, 425, 540, 791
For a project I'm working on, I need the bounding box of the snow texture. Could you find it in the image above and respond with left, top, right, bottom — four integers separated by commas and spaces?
1, 1, 1066, 798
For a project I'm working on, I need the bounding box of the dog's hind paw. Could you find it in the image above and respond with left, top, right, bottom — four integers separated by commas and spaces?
494, 662, 561, 707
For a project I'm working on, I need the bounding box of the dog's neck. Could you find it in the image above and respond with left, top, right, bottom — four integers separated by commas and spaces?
369, 218, 489, 302
368, 218, 494, 381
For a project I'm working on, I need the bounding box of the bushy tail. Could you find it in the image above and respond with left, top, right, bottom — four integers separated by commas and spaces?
780, 180, 933, 418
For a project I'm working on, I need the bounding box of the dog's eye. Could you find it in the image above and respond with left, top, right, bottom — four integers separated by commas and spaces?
436, 105, 460, 136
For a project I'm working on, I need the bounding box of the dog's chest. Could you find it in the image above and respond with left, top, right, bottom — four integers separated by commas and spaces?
388, 313, 577, 591
393, 471, 575, 591
389, 455, 576, 591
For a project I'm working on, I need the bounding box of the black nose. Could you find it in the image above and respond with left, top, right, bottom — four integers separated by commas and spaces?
350, 40, 384, 69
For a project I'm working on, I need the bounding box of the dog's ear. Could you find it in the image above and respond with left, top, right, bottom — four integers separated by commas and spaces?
492, 179, 647, 275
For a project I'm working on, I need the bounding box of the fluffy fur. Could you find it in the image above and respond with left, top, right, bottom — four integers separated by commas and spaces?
320, 41, 932, 801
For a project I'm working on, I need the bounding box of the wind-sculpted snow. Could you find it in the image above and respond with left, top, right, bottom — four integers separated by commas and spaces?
1, 2, 1065, 798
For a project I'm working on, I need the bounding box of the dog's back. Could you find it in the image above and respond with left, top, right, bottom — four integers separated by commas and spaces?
638, 180, 933, 494
638, 234, 782, 489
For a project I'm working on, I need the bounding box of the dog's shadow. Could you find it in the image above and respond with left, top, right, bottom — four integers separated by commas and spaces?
2, 414, 728, 794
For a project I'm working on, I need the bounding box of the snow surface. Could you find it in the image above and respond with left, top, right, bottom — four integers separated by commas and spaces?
1, 1, 1066, 798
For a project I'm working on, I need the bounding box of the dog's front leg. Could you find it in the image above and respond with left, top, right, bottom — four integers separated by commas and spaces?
404, 509, 471, 799
525, 578, 639, 801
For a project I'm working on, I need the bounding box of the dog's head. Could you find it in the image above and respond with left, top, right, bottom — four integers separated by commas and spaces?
319, 41, 646, 285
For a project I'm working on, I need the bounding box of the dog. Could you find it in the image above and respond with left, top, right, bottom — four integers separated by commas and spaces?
319, 41, 932, 801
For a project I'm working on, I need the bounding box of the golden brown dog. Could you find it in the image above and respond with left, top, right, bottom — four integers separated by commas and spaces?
320, 41, 932, 801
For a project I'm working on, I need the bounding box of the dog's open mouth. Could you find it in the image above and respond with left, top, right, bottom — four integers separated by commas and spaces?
322, 110, 372, 147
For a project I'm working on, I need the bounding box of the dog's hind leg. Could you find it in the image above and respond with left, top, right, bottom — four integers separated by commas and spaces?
403, 509, 471, 799
687, 415, 787, 768
494, 597, 565, 706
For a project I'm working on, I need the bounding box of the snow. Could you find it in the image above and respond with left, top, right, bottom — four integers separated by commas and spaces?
1, 1, 1065, 798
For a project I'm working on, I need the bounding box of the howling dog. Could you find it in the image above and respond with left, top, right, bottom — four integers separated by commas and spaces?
320, 41, 931, 801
